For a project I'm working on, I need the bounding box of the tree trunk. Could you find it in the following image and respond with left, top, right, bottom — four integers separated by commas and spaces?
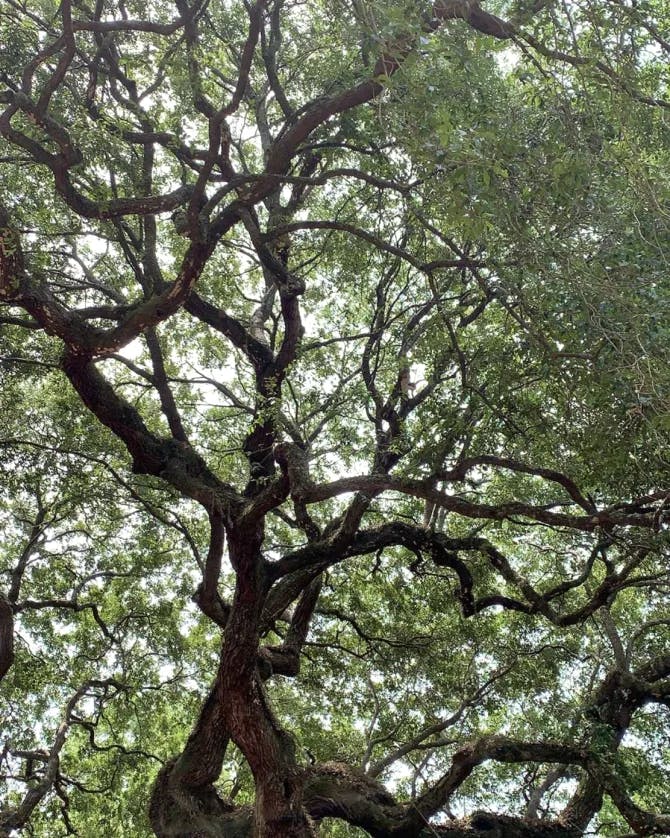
222, 526, 313, 838
150, 521, 314, 838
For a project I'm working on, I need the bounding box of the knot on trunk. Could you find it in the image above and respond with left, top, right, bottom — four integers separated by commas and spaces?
467, 811, 582, 838
274, 443, 314, 500
309, 762, 396, 807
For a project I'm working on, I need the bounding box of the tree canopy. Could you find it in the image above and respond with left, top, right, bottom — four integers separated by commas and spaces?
1, 0, 669, 836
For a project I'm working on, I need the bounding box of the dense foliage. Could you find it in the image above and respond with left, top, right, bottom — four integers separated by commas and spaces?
1, 1, 669, 836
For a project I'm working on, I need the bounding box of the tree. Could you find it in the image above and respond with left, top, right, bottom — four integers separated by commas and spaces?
1, 0, 669, 835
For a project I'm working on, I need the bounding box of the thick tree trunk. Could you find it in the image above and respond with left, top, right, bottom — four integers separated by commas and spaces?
0, 596, 14, 683
222, 526, 313, 838
223, 674, 311, 838
148, 681, 233, 836
151, 521, 313, 838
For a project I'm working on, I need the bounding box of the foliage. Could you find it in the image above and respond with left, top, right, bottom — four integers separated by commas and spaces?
0, 1, 669, 837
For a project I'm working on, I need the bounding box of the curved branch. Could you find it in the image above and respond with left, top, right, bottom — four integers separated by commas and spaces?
297, 473, 653, 531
